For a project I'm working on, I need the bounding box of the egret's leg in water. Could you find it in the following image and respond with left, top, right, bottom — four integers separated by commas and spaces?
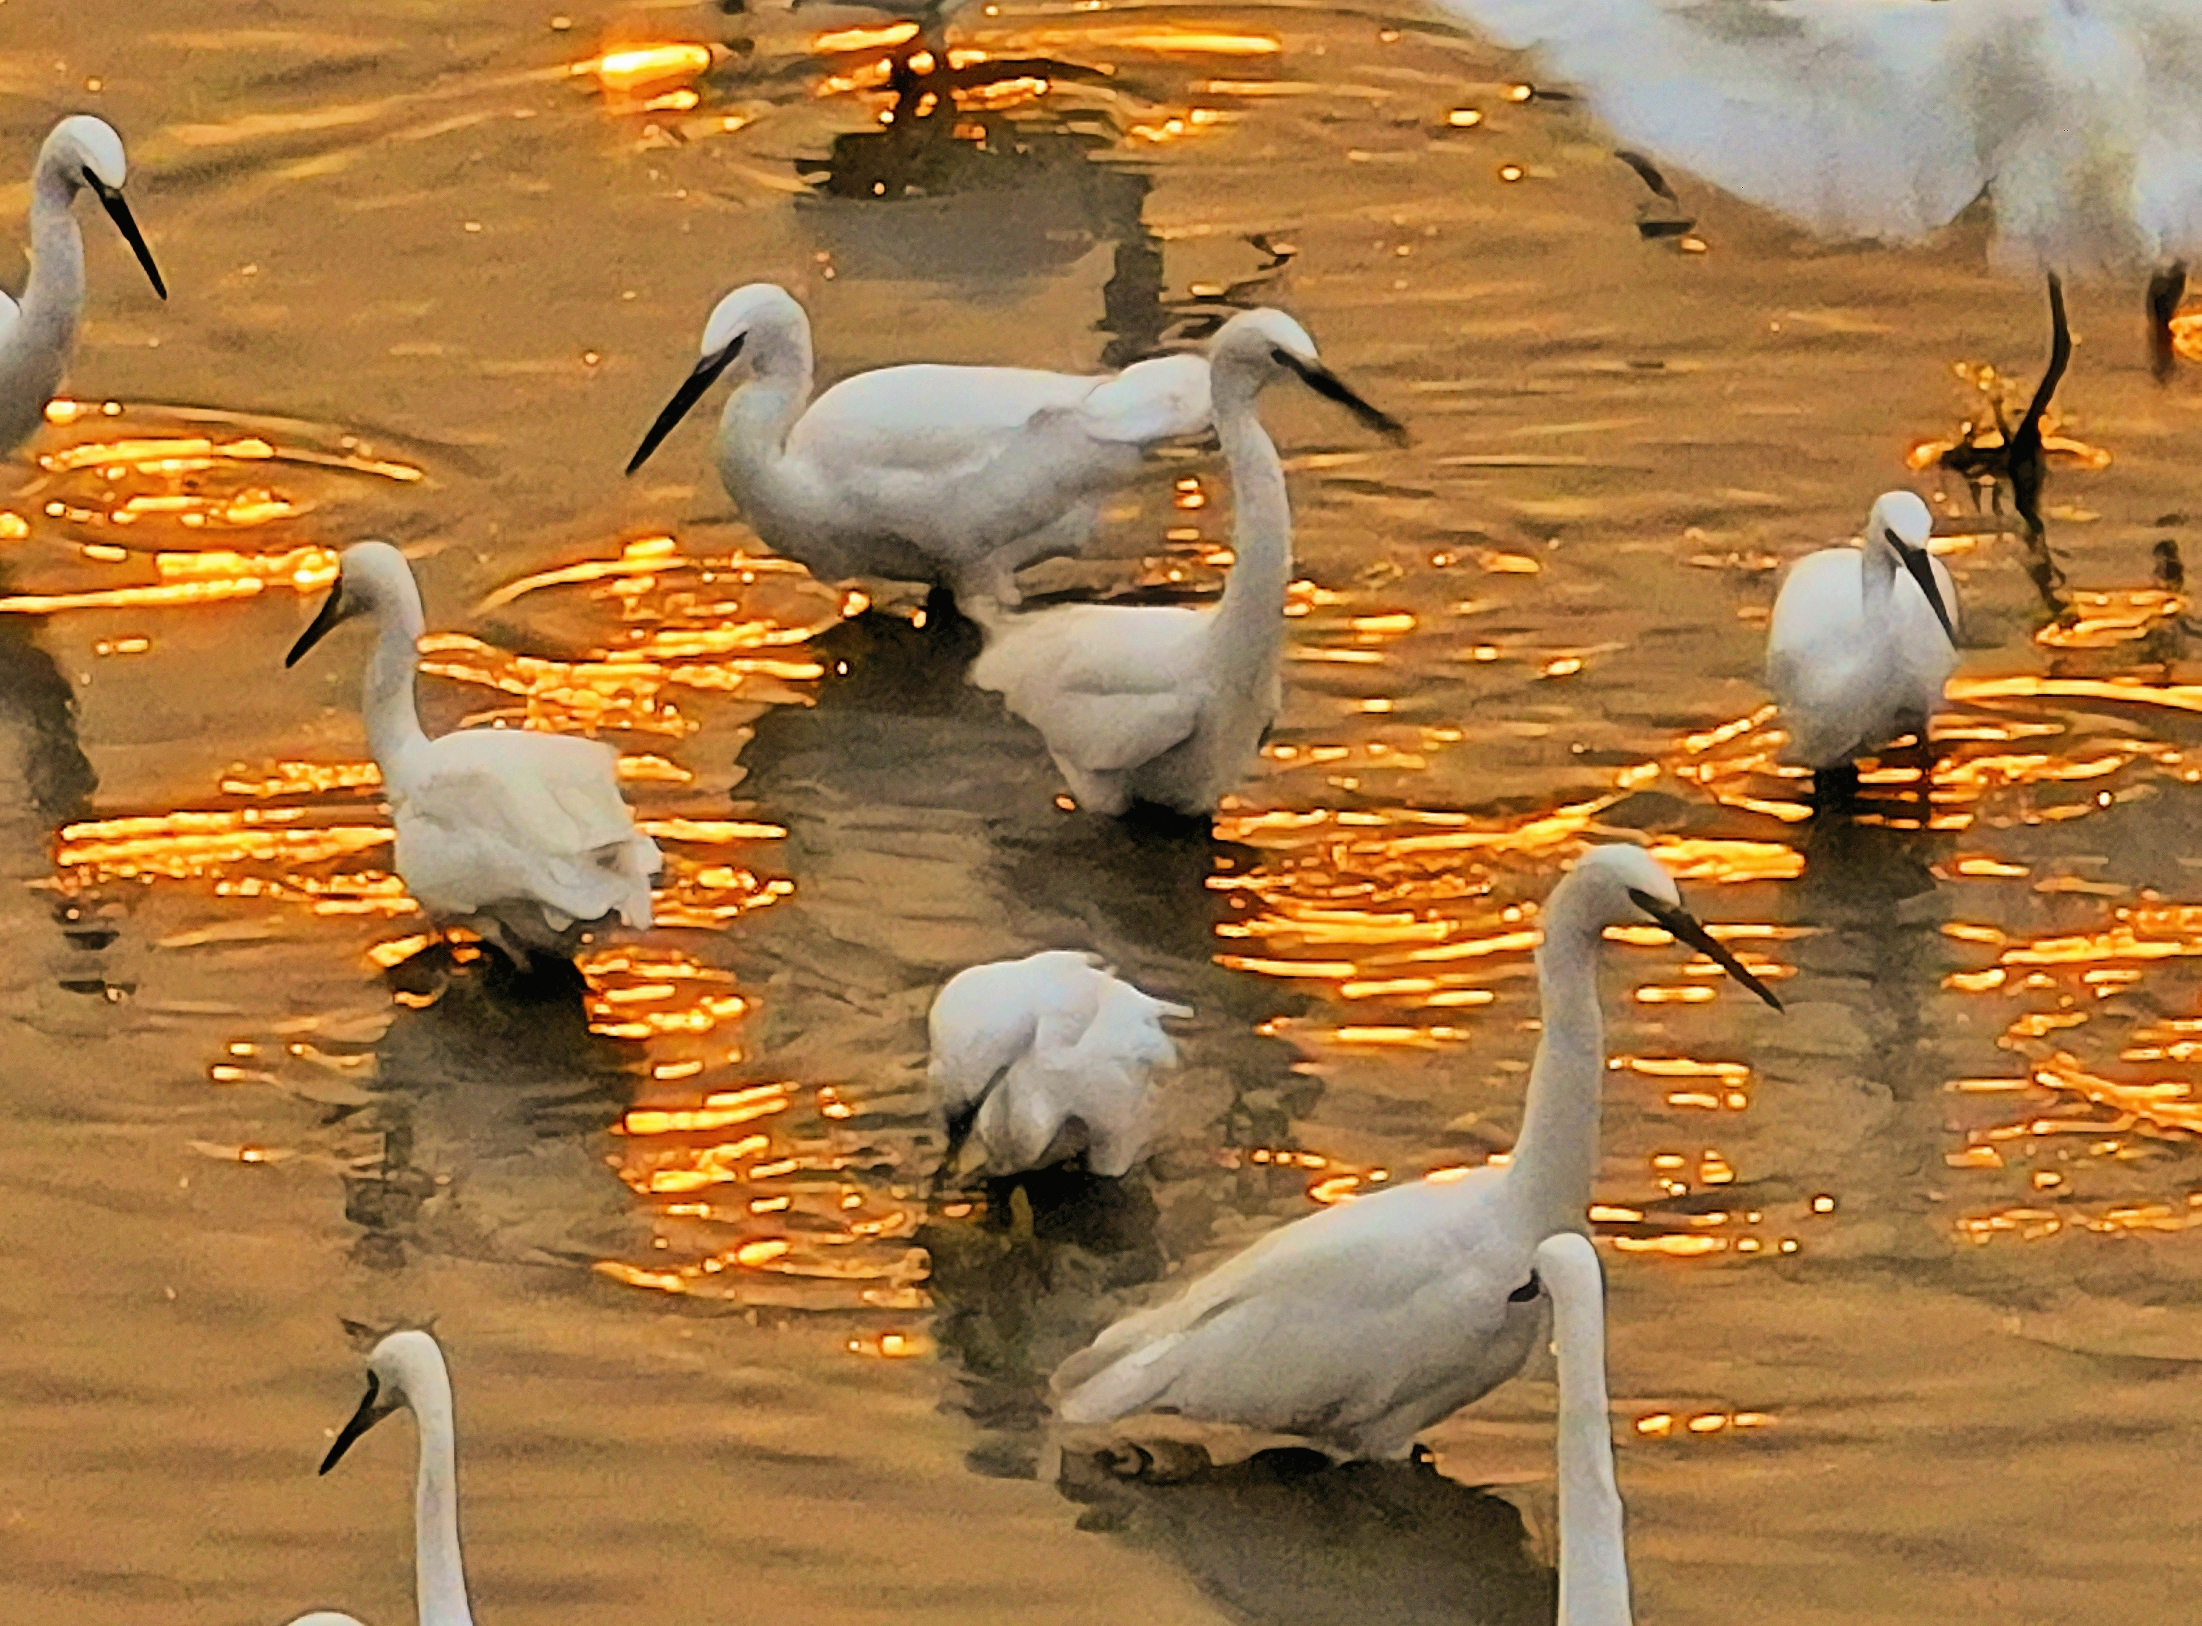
2148, 262, 2187, 383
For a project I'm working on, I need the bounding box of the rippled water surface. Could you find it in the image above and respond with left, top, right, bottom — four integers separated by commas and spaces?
8, 4, 2202, 1623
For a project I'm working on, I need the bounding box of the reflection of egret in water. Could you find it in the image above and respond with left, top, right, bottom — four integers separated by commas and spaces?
1056, 1446, 1552, 1626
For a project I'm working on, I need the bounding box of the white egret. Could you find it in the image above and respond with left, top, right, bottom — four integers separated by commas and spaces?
931, 949, 1191, 1181
625, 282, 1213, 604
1538, 1230, 1634, 1626
292, 1330, 473, 1626
0, 115, 166, 456
1428, 0, 2202, 374
967, 308, 1405, 818
285, 543, 661, 966
1051, 844, 1780, 1460
1765, 490, 1959, 770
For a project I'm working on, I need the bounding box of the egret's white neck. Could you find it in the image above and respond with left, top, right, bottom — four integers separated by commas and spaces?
1210, 368, 1292, 686
1859, 539, 1900, 628
360, 585, 430, 781
401, 1363, 475, 1626
20, 159, 86, 356
1507, 904, 1606, 1239
716, 308, 817, 517
1549, 1247, 1633, 1626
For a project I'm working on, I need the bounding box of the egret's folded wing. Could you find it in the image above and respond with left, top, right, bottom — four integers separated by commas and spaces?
793, 363, 1101, 478
1040, 689, 1204, 775
1073, 353, 1213, 446
1432, 0, 1991, 240
1054, 1178, 1515, 1426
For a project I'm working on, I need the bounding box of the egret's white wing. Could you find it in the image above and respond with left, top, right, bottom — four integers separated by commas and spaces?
1071, 353, 1213, 445
973, 602, 1214, 771
1055, 1173, 1524, 1431
929, 951, 1104, 1107
1432, 0, 1993, 241
791, 364, 1102, 480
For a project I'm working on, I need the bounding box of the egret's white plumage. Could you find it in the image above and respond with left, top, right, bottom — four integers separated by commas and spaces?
285, 543, 660, 963
930, 950, 1191, 1179
292, 1331, 473, 1626
626, 282, 1212, 604
1052, 846, 1781, 1460
969, 308, 1403, 818
0, 116, 165, 456
1766, 491, 1959, 768
1538, 1231, 1634, 1626
1427, 0, 2202, 284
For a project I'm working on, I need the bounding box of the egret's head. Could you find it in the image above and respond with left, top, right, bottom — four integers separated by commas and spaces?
1865, 489, 1955, 644
1555, 844, 1783, 1010
320, 1330, 444, 1475
627, 284, 806, 476
43, 115, 164, 300
1209, 308, 1408, 445
284, 542, 415, 667
50, 115, 127, 190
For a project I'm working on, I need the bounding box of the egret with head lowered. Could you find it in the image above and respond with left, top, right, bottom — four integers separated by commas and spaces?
624, 282, 1221, 605
0, 115, 165, 456
1052, 845, 1781, 1459
287, 1330, 473, 1626
285, 543, 661, 967
968, 307, 1405, 819
1765, 490, 1959, 778
931, 950, 1190, 1183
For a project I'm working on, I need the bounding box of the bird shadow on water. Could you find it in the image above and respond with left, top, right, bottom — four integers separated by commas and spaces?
1055, 1445, 1554, 1626
340, 947, 640, 1272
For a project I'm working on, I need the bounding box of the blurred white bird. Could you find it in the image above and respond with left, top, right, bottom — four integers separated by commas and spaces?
968, 308, 1404, 818
285, 543, 661, 966
930, 949, 1191, 1181
292, 1330, 473, 1626
1538, 1231, 1634, 1626
1052, 845, 1781, 1460
1765, 490, 1959, 770
625, 282, 1212, 604
1429, 0, 2202, 374
0, 115, 165, 456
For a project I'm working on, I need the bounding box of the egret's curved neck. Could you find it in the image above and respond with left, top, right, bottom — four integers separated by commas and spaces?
362, 587, 430, 779
1508, 913, 1605, 1238
717, 309, 816, 515
1211, 368, 1291, 680
1550, 1255, 1633, 1626
404, 1367, 475, 1626
20, 160, 86, 354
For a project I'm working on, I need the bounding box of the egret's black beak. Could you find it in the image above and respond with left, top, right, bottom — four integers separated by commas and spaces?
286, 583, 345, 668
930, 1069, 1003, 1198
626, 334, 745, 475
1625, 888, 1784, 1011
319, 1370, 394, 1475
1272, 348, 1409, 445
1889, 530, 1958, 646
85, 173, 165, 300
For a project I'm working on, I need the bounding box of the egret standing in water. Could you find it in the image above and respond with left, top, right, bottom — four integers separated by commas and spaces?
284, 543, 661, 967
0, 115, 165, 456
1765, 491, 1959, 774
1052, 845, 1781, 1459
931, 950, 1191, 1182
1427, 0, 2202, 375
625, 282, 1212, 604
1538, 1231, 1635, 1626
291, 1331, 474, 1626
968, 308, 1405, 818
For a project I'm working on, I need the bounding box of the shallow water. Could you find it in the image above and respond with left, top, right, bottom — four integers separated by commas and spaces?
6, 3, 2202, 1623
